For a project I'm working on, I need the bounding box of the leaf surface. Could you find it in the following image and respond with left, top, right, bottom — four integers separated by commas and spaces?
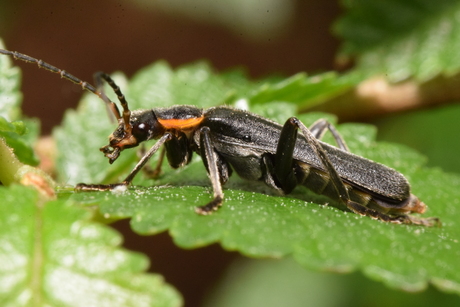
51, 60, 460, 295
0, 185, 182, 307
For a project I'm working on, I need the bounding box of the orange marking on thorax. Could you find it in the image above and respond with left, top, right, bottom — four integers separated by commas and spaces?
158, 116, 204, 130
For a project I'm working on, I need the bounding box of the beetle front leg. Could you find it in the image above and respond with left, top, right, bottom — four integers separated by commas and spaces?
195, 126, 225, 215
75, 133, 172, 191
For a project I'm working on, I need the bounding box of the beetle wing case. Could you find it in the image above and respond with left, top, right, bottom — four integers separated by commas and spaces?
201, 107, 409, 199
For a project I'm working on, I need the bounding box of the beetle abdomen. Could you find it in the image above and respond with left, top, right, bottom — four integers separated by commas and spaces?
295, 161, 426, 215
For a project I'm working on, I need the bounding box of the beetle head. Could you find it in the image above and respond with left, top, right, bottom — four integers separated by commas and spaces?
100, 109, 165, 164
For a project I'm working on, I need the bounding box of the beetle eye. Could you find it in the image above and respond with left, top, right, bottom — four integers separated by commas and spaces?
132, 123, 150, 141
242, 135, 251, 142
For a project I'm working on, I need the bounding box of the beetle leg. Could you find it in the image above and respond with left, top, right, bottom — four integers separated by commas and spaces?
140, 145, 166, 179
76, 133, 172, 191
271, 118, 300, 194
287, 117, 422, 225
195, 126, 225, 215
309, 119, 349, 151
347, 201, 440, 226
164, 132, 193, 168
261, 154, 285, 194
271, 118, 349, 194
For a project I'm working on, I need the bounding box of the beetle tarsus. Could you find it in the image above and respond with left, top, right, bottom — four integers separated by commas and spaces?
195, 196, 223, 215
405, 216, 441, 227
75, 182, 129, 191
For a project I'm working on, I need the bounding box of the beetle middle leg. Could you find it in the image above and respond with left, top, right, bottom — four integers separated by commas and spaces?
274, 117, 416, 225
139, 145, 166, 179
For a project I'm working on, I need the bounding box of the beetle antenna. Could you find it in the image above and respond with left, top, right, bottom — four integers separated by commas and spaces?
0, 49, 123, 121
94, 72, 132, 133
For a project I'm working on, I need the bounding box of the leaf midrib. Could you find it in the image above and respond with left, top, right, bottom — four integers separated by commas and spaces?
30, 196, 44, 306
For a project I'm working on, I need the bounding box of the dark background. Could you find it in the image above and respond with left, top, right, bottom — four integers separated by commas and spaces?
0, 1, 343, 305
1, 0, 341, 134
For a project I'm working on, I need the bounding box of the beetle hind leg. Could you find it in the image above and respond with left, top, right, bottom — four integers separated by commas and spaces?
284, 117, 439, 227
269, 116, 302, 194
347, 200, 411, 224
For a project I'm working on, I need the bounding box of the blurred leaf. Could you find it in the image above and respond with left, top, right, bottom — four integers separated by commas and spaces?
0, 40, 39, 165
204, 258, 460, 307
248, 72, 354, 110
0, 117, 25, 133
0, 116, 40, 166
128, 61, 250, 109
0, 40, 40, 165
130, 0, 294, 41
336, 0, 460, 82
375, 103, 460, 174
0, 185, 182, 307
0, 39, 22, 121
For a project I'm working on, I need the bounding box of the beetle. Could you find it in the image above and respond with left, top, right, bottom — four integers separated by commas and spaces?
0, 48, 440, 226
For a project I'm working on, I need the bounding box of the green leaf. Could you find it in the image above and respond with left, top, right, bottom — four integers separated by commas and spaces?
248, 72, 354, 111
69, 119, 460, 295
0, 117, 40, 166
129, 61, 353, 112
0, 40, 40, 165
54, 59, 460, 295
375, 103, 460, 173
0, 40, 39, 166
0, 185, 182, 307
336, 0, 460, 82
